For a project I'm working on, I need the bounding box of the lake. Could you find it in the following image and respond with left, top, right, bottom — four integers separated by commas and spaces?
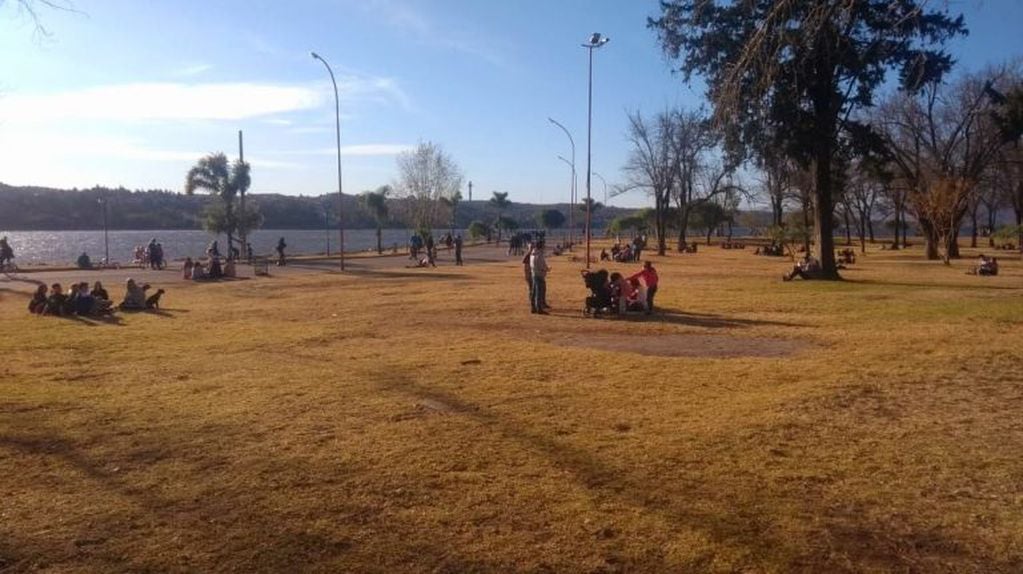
0, 229, 470, 265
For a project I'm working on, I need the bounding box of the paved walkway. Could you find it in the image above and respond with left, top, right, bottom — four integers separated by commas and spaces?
0, 244, 519, 295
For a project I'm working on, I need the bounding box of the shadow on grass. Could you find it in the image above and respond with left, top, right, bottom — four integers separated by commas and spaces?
372, 367, 1001, 572
558, 307, 806, 329
845, 278, 1023, 291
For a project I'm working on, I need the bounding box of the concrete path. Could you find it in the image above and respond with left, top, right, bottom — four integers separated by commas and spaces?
0, 244, 520, 295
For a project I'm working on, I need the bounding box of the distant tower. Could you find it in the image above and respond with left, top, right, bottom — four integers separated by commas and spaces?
468, 180, 473, 202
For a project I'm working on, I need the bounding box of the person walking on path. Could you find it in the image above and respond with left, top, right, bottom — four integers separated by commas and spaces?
628, 260, 658, 315
276, 237, 287, 266
454, 234, 464, 266
425, 235, 436, 267
530, 241, 550, 315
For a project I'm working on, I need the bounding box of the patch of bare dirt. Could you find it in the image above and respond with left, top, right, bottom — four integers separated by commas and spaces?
552, 332, 807, 358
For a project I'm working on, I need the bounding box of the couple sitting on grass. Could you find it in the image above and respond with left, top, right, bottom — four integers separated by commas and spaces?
183, 256, 235, 281
970, 254, 1000, 276
582, 261, 659, 317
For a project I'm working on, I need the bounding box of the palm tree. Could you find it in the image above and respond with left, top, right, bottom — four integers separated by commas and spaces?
489, 191, 511, 242
439, 190, 462, 236
185, 152, 250, 259
358, 186, 390, 254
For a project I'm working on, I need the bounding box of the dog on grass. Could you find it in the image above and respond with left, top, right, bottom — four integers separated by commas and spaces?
145, 288, 165, 309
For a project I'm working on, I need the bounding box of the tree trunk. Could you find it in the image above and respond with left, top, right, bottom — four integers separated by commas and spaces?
706, 227, 712, 245
970, 204, 979, 248
920, 219, 940, 260
867, 217, 875, 242
376, 226, 383, 254
656, 193, 667, 256
843, 208, 852, 245
948, 228, 961, 259
801, 200, 812, 256
858, 211, 866, 254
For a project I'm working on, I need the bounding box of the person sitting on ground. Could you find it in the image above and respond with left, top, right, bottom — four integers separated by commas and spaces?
191, 260, 206, 280
64, 283, 81, 315
28, 284, 47, 314
626, 277, 647, 312
76, 252, 92, 269
74, 282, 96, 316
628, 260, 659, 314
92, 281, 109, 302
182, 257, 194, 280
609, 272, 633, 314
783, 253, 822, 281
119, 278, 148, 310
600, 248, 610, 261
44, 283, 67, 316
978, 254, 999, 276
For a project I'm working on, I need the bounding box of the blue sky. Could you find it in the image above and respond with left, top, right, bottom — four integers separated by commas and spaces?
1, 0, 1020, 208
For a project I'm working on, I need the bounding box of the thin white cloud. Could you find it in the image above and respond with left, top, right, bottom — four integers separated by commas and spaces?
0, 77, 413, 124
276, 144, 412, 157
0, 82, 323, 124
172, 63, 214, 77
355, 0, 506, 67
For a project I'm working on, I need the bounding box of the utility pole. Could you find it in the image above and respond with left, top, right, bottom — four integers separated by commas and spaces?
238, 130, 246, 261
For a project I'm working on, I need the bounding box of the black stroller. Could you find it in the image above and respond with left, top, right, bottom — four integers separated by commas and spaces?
582, 269, 616, 317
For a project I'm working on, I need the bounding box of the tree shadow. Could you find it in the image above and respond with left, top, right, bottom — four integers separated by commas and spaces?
845, 278, 1023, 291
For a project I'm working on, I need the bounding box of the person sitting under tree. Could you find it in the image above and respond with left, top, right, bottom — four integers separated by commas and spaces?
783, 253, 822, 281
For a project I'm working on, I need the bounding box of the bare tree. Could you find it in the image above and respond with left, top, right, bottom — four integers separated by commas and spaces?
621, 110, 677, 255
874, 68, 1015, 261
395, 142, 463, 234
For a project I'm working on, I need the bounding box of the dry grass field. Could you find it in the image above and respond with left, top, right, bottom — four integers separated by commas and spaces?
2, 242, 1022, 573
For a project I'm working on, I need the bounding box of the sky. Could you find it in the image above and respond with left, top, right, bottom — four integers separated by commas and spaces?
1, 0, 1020, 209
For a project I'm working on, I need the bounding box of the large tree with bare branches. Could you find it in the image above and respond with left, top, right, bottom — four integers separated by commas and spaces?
650, 0, 966, 278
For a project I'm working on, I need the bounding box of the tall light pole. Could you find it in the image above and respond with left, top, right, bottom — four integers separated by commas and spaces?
582, 32, 609, 269
592, 171, 608, 204
311, 51, 345, 271
557, 155, 575, 245
98, 191, 109, 265
547, 117, 576, 248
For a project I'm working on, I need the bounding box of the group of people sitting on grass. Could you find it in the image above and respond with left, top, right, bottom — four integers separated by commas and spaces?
754, 242, 785, 257
182, 256, 236, 280
970, 254, 1000, 276
27, 278, 164, 316
600, 236, 647, 263
581, 261, 659, 317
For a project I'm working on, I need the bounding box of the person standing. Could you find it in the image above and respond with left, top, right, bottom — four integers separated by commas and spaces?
425, 234, 436, 267
276, 237, 287, 266
454, 234, 464, 266
0, 236, 14, 268
530, 241, 550, 315
522, 242, 534, 311
628, 260, 659, 314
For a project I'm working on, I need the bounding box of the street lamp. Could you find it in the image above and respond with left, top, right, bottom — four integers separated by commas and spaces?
592, 171, 608, 204
98, 191, 109, 265
311, 51, 345, 271
557, 155, 575, 246
547, 117, 576, 248
582, 32, 609, 269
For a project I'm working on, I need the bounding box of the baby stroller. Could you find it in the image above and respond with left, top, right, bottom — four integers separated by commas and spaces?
582, 269, 616, 317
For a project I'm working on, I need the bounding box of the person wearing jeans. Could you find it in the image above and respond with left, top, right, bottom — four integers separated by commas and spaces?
530, 242, 550, 315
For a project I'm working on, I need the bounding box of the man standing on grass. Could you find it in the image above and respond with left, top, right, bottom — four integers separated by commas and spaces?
522, 242, 534, 311
454, 234, 463, 266
530, 241, 550, 315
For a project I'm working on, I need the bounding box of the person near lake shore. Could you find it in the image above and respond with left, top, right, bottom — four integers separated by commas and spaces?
76, 252, 92, 269
1, 236, 15, 267
276, 237, 287, 266
454, 234, 464, 266
425, 235, 436, 266
182, 257, 193, 280
28, 284, 47, 314
207, 240, 220, 259
629, 260, 659, 315
530, 241, 551, 315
